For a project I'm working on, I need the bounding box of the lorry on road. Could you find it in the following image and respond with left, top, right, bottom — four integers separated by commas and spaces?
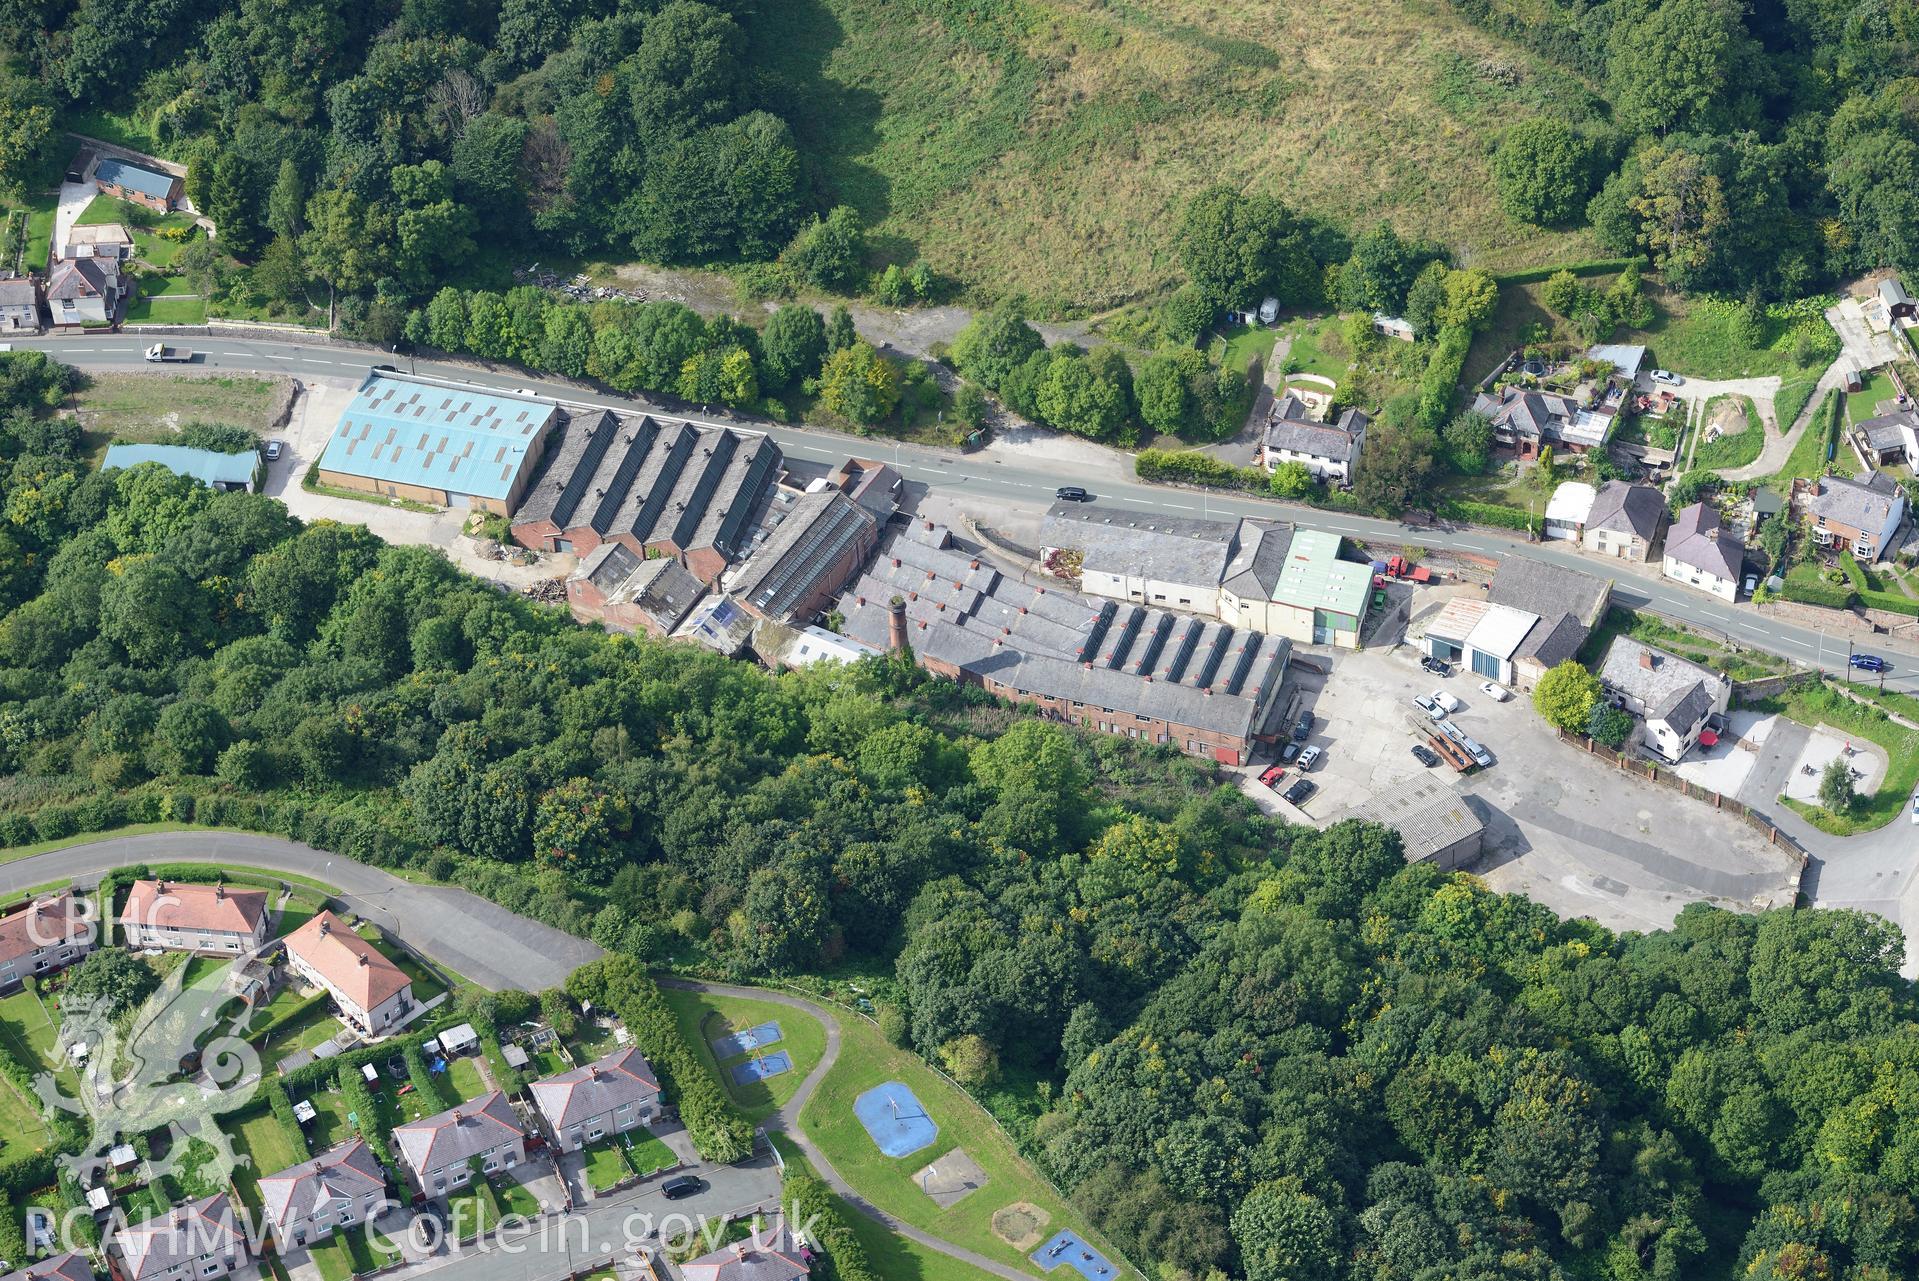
143, 344, 194, 363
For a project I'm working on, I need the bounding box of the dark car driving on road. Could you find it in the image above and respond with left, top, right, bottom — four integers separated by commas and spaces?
1850, 653, 1889, 673
661, 1175, 704, 1200
1055, 486, 1092, 502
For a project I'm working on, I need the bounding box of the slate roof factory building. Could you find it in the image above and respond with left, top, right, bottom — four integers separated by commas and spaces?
509, 405, 780, 582
835, 519, 1291, 765
317, 372, 559, 514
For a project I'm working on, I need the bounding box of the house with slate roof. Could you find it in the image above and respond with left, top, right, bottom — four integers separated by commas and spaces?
1598, 638, 1731, 764
3, 1252, 94, 1281
1259, 394, 1368, 485
528, 1047, 661, 1153
1471, 386, 1614, 456
681, 1223, 809, 1281
108, 1195, 248, 1281
257, 1139, 388, 1248
1806, 472, 1907, 561
393, 1091, 526, 1197
1662, 503, 1744, 601
1582, 480, 1669, 561
46, 257, 122, 328
0, 279, 40, 334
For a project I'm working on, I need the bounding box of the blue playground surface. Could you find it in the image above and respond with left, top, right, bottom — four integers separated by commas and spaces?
711, 1020, 784, 1059
730, 1050, 793, 1084
853, 1081, 938, 1157
1031, 1231, 1116, 1279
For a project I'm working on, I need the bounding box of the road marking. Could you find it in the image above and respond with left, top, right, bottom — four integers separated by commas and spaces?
300, 358, 335, 365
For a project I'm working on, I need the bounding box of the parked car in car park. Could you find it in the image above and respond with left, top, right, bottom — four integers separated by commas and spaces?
1280, 740, 1303, 764
1421, 656, 1452, 676
1431, 690, 1460, 714
1410, 744, 1441, 767
1850, 652, 1889, 672
1478, 681, 1510, 702
1297, 745, 1323, 770
1292, 713, 1313, 740
1283, 778, 1316, 806
1413, 694, 1439, 717
1259, 764, 1286, 789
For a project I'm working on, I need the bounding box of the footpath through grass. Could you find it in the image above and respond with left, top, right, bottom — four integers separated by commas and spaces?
796, 998, 1121, 1278
771, 1135, 984, 1281
661, 988, 824, 1122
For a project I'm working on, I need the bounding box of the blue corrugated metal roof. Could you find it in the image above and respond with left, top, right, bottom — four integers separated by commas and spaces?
93, 158, 177, 202
318, 373, 557, 501
102, 444, 256, 488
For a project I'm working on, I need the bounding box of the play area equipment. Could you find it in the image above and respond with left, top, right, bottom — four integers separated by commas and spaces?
1032, 1231, 1116, 1279
711, 1020, 783, 1059
853, 1080, 939, 1157
730, 1050, 793, 1084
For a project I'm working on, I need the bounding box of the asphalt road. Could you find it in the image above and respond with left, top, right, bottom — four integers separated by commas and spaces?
11, 833, 1041, 1281
0, 830, 601, 990
25, 333, 1919, 692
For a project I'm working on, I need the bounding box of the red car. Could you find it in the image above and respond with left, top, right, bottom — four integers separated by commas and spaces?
1259, 764, 1287, 790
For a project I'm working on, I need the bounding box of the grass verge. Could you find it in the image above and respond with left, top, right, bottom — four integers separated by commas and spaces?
1770, 682, 1919, 833
772, 1135, 986, 1281
796, 997, 1117, 1277
661, 988, 825, 1122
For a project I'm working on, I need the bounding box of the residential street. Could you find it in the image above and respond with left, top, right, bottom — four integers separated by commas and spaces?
5, 836, 1061, 1280
0, 830, 601, 990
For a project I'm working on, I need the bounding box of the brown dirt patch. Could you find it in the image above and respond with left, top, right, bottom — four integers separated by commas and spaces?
992, 1201, 1050, 1250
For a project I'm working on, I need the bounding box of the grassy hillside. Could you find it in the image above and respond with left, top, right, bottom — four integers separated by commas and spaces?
756, 0, 1604, 313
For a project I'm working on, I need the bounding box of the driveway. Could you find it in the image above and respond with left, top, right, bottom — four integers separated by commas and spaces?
1292, 646, 1803, 933
51, 175, 97, 264
0, 831, 601, 991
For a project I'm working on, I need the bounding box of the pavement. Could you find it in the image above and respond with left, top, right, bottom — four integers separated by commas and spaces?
0, 830, 601, 990
16, 835, 1063, 1281
1271, 647, 1803, 933
22, 332, 1919, 693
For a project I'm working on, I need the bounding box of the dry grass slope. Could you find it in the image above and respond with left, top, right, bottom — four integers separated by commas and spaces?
756, 0, 1603, 313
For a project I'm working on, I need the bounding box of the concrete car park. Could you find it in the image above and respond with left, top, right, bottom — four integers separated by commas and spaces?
1243, 647, 1803, 933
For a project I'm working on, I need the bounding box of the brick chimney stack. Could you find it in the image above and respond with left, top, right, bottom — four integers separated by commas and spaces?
888, 596, 908, 653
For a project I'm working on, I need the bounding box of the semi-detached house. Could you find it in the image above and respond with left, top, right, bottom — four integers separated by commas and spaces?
529, 1047, 662, 1153
258, 1139, 388, 1249
3, 1253, 94, 1281
0, 892, 93, 992
119, 880, 269, 954
394, 1091, 527, 1198
282, 911, 415, 1037
108, 1195, 249, 1281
